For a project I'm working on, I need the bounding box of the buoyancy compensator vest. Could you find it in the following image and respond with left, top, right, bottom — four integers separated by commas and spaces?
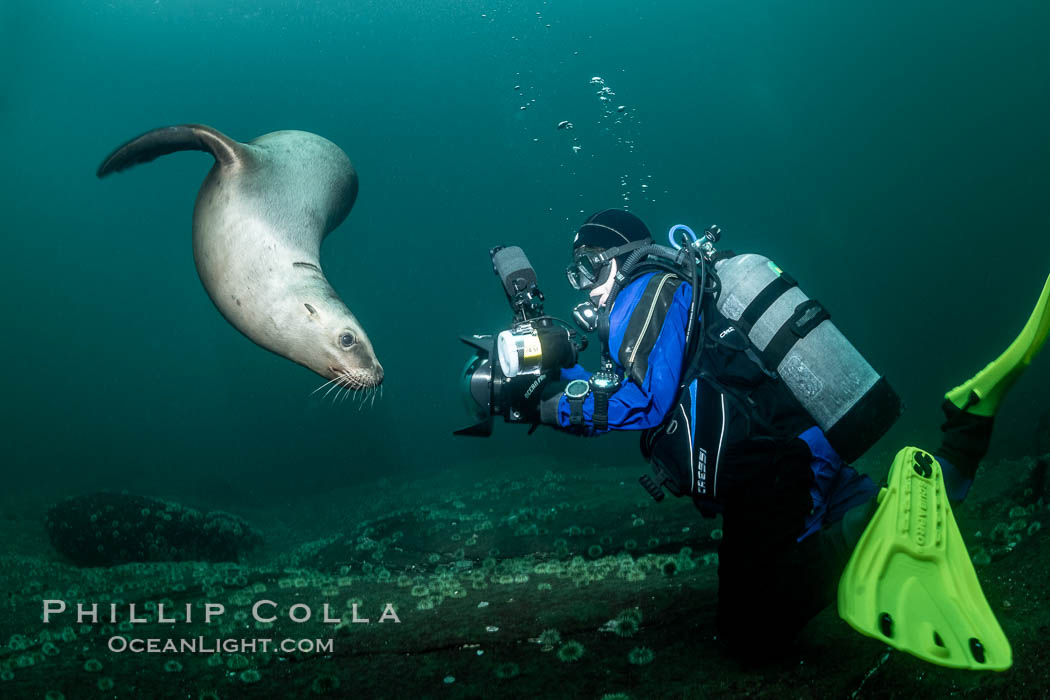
596, 228, 903, 510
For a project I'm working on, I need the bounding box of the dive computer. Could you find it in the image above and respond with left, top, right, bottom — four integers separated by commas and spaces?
589, 367, 622, 430
564, 379, 590, 426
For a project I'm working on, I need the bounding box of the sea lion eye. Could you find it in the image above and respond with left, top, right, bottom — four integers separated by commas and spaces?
340, 332, 357, 348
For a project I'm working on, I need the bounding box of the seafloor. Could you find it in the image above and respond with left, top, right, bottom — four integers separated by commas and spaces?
1, 450, 1047, 700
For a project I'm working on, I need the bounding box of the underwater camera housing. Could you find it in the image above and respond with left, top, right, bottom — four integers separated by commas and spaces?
455, 246, 586, 437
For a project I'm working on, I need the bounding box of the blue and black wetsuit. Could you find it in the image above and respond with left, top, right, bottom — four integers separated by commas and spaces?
542, 270, 993, 656
547, 271, 878, 533
553, 271, 692, 431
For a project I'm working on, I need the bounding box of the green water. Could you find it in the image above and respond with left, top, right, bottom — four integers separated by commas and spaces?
1, 1, 1049, 697
3, 1, 1049, 497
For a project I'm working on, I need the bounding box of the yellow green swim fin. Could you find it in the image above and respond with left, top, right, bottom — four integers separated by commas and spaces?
946, 273, 1050, 416
838, 446, 1011, 670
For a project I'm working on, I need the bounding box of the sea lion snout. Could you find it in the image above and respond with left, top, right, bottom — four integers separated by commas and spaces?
328, 362, 384, 388
329, 337, 383, 387
312, 318, 382, 389
357, 359, 384, 385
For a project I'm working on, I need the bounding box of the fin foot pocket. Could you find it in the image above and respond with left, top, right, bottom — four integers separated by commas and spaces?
837, 446, 1012, 670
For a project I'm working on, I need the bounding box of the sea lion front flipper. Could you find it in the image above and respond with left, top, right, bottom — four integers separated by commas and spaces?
96, 124, 245, 177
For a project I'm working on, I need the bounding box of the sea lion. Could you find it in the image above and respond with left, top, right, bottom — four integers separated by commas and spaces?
97, 124, 382, 392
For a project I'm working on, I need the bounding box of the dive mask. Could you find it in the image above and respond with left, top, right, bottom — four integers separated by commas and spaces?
565, 239, 649, 291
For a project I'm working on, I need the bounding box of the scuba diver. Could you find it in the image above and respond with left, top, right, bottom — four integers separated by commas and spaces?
526, 208, 1050, 667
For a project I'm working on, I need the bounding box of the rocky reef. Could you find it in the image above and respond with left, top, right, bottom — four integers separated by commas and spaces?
45, 493, 262, 566
0, 455, 1046, 699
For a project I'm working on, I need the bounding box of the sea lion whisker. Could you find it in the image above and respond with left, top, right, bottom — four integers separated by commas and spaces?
311, 375, 340, 396
323, 381, 342, 400
336, 372, 362, 404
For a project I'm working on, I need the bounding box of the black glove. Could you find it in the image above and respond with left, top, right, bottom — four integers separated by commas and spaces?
538, 380, 568, 426
506, 374, 560, 425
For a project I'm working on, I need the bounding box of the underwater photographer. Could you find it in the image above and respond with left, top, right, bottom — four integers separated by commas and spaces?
457, 208, 1050, 669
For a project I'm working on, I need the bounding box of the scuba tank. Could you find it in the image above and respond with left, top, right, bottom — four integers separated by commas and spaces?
595, 225, 903, 507
713, 253, 902, 462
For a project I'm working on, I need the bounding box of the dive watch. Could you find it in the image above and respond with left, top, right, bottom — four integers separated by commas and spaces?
564, 379, 590, 426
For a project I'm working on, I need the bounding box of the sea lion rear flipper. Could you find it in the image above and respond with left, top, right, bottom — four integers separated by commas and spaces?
96, 124, 244, 178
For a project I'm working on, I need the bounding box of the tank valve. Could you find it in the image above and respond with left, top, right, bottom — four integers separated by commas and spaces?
695, 224, 721, 260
